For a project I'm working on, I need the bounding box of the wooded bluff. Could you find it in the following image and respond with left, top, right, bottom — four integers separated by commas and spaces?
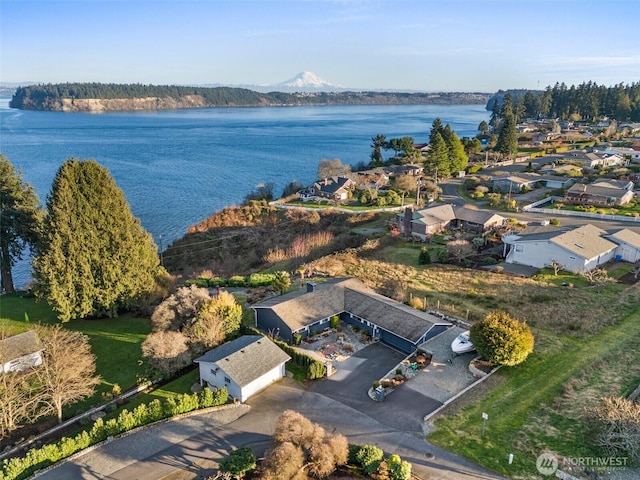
9, 83, 491, 112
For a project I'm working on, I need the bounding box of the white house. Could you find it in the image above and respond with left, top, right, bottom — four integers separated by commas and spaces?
502, 224, 618, 273
608, 229, 640, 263
194, 335, 290, 403
0, 330, 44, 374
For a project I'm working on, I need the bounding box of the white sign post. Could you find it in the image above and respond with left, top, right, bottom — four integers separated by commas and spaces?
482, 412, 488, 437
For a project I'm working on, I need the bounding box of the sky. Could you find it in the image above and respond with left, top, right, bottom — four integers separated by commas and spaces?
1, 0, 639, 93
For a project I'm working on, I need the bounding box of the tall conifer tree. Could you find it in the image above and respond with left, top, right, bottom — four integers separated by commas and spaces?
33, 159, 161, 321
0, 155, 43, 293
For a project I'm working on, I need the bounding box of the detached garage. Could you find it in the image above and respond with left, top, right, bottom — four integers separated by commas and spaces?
194, 335, 290, 403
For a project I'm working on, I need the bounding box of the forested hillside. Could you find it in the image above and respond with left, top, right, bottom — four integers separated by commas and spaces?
9, 83, 491, 111
486, 81, 640, 121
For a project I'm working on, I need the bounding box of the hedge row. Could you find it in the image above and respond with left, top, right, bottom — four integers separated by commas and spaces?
271, 338, 326, 380
184, 273, 276, 289
0, 388, 228, 480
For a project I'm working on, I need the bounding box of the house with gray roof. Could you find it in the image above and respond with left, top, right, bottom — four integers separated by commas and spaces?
502, 224, 618, 273
1, 330, 44, 375
565, 182, 634, 206
607, 229, 640, 263
194, 335, 290, 403
298, 176, 355, 202
396, 204, 505, 238
252, 278, 451, 354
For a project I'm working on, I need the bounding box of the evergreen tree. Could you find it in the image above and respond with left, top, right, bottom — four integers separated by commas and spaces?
272, 271, 291, 295
33, 159, 161, 321
442, 125, 468, 174
477, 120, 489, 136
429, 118, 444, 143
370, 134, 387, 166
0, 155, 43, 293
425, 132, 450, 179
496, 113, 518, 159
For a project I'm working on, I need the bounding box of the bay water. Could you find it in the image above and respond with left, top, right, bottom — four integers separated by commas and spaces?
0, 99, 489, 288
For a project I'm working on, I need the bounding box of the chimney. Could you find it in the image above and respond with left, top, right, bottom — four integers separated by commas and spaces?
306, 282, 316, 293
403, 207, 413, 237
324, 178, 328, 186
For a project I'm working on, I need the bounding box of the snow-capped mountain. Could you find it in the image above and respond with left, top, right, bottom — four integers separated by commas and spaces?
275, 71, 344, 91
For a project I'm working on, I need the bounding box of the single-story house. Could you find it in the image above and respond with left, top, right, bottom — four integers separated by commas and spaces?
604, 146, 640, 162
383, 164, 424, 177
565, 183, 635, 206
452, 206, 505, 233
591, 179, 635, 191
502, 224, 618, 273
396, 204, 505, 238
194, 335, 290, 403
561, 150, 626, 168
298, 176, 355, 202
0, 330, 44, 374
252, 278, 451, 354
607, 229, 640, 263
397, 204, 456, 239
349, 169, 390, 190
492, 173, 575, 192
538, 164, 583, 177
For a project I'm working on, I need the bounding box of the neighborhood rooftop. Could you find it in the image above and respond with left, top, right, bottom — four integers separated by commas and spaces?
0, 330, 44, 361
253, 277, 449, 343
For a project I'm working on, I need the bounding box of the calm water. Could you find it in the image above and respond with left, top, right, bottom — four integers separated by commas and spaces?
0, 99, 489, 288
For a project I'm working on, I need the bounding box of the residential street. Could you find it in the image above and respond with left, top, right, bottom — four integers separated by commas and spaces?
35, 378, 507, 480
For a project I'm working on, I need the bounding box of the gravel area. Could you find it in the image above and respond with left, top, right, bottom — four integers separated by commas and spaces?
409, 327, 478, 403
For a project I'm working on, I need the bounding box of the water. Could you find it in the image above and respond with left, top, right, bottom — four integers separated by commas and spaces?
0, 99, 489, 288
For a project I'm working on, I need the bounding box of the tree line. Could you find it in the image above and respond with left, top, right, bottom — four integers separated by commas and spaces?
9, 83, 490, 110
487, 81, 640, 121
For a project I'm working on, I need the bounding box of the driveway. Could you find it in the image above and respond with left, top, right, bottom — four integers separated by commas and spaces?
310, 342, 443, 433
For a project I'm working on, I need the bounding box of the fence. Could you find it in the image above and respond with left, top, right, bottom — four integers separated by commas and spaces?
522, 196, 640, 223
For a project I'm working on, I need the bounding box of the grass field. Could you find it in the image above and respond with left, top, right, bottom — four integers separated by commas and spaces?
428, 305, 640, 477
0, 292, 151, 416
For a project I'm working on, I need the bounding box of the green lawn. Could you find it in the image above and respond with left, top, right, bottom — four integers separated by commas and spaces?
0, 292, 151, 416
428, 306, 640, 477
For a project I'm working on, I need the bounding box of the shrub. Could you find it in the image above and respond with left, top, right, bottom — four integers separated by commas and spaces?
549, 218, 560, 226
470, 311, 535, 366
293, 332, 302, 345
308, 361, 326, 380
247, 273, 275, 287
372, 381, 380, 389
388, 454, 412, 480
482, 257, 498, 265
229, 275, 247, 287
355, 444, 385, 474
408, 296, 425, 310
418, 247, 430, 265
330, 315, 339, 329
219, 447, 257, 478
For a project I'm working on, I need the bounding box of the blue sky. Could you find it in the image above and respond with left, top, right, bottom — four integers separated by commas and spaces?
1, 0, 638, 92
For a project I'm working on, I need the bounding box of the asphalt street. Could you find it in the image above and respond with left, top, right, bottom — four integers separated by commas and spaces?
35, 376, 507, 480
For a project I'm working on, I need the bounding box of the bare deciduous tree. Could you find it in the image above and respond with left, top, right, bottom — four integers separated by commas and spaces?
582, 267, 616, 291
588, 396, 640, 461
141, 330, 192, 377
150, 285, 211, 332
34, 325, 101, 423
548, 260, 567, 276
262, 410, 349, 479
317, 158, 351, 180
447, 239, 474, 260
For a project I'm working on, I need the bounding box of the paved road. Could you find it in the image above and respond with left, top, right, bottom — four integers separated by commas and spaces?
36, 376, 506, 480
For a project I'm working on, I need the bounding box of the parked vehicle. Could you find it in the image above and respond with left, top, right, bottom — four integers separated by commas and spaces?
451, 330, 475, 354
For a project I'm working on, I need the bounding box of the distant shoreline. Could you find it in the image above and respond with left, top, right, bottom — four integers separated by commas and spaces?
9, 83, 492, 112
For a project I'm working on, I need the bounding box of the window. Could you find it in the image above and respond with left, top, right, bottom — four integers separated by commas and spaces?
515, 244, 524, 253
224, 376, 231, 384
210, 367, 219, 375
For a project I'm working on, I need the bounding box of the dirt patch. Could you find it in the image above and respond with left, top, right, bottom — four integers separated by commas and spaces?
618, 272, 640, 285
